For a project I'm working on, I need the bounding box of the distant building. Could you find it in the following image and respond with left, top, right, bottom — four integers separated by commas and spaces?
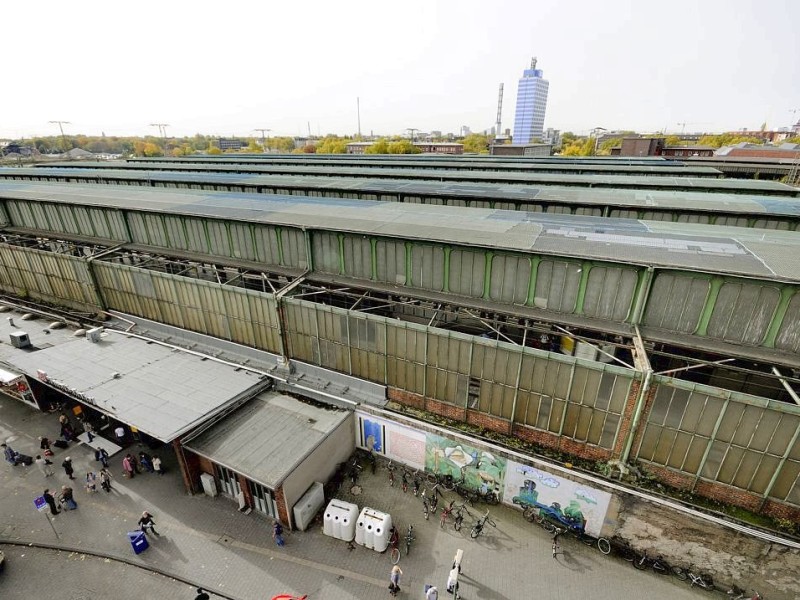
725, 130, 793, 144
490, 143, 552, 157
217, 138, 245, 151
661, 146, 714, 158
346, 142, 463, 155
512, 57, 549, 144
613, 137, 715, 158
542, 128, 561, 149
715, 142, 800, 160
620, 137, 665, 157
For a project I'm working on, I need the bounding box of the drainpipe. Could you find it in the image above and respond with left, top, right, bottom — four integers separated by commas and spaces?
621, 367, 653, 466
620, 324, 653, 466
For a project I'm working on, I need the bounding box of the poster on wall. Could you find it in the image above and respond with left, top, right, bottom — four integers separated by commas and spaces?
502, 459, 611, 538
357, 413, 426, 470
425, 432, 506, 502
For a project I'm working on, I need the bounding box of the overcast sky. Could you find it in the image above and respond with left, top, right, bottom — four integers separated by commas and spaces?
2, 0, 798, 140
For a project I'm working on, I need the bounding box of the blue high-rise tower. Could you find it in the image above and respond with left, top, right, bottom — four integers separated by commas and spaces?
512, 57, 549, 144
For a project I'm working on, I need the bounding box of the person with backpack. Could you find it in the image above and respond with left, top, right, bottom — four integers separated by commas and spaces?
272, 521, 284, 547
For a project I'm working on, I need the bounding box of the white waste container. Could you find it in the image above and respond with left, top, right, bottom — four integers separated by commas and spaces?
355, 507, 392, 552
323, 499, 359, 542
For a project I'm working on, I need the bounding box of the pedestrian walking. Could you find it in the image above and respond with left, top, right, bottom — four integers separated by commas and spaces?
35, 455, 54, 477
2, 443, 21, 465
139, 451, 154, 473
43, 488, 60, 515
60, 485, 77, 510
122, 454, 134, 479
152, 455, 163, 475
99, 467, 113, 492
85, 471, 97, 493
97, 447, 109, 468
130, 453, 141, 474
114, 425, 125, 444
389, 565, 403, 596
272, 521, 285, 547
62, 456, 75, 479
83, 419, 95, 443
425, 585, 439, 600
138, 511, 158, 536
194, 588, 210, 600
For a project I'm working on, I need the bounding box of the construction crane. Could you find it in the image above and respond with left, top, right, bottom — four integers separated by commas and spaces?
149, 123, 170, 155
48, 120, 71, 152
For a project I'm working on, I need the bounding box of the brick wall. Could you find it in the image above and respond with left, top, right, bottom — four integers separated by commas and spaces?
465, 409, 511, 434
274, 485, 290, 528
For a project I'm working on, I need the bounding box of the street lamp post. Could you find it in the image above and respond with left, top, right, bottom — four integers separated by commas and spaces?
592, 127, 607, 156
254, 128, 271, 153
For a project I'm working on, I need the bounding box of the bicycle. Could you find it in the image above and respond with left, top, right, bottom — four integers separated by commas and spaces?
551, 532, 561, 559
425, 471, 456, 492
632, 551, 672, 575
470, 509, 496, 539
685, 564, 715, 591
440, 500, 455, 528
515, 500, 541, 524
425, 483, 444, 512
452, 503, 470, 532
386, 460, 396, 487
726, 587, 762, 600
388, 526, 401, 564
422, 492, 433, 520
405, 524, 415, 556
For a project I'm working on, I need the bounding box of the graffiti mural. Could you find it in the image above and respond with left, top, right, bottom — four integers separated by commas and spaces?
502, 459, 611, 537
356, 413, 426, 470
425, 432, 506, 501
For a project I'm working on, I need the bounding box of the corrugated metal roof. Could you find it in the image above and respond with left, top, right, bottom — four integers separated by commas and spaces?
2, 168, 799, 215
37, 161, 798, 195
0, 309, 264, 441
184, 391, 350, 489
2, 182, 800, 281
125, 156, 722, 176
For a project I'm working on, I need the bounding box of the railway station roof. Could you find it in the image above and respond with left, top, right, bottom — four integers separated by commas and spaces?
3, 167, 799, 215
37, 161, 798, 196
1, 182, 799, 282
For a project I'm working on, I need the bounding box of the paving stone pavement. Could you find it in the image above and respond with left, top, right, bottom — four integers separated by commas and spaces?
0, 395, 713, 599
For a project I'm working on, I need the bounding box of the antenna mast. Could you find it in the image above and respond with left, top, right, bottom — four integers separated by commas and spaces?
357, 97, 362, 138
495, 83, 504, 137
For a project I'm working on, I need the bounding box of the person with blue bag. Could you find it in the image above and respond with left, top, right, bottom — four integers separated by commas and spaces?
272, 521, 284, 546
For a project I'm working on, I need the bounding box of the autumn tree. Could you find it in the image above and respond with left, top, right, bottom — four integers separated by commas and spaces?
387, 139, 421, 154
316, 136, 349, 154
462, 133, 491, 154
364, 139, 390, 154
269, 137, 296, 152
206, 145, 222, 155
699, 134, 764, 148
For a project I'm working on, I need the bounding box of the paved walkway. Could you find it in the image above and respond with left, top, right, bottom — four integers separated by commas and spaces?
0, 395, 711, 599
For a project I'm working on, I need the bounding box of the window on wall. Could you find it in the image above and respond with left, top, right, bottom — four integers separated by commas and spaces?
706, 282, 780, 346
637, 382, 800, 500
533, 259, 581, 313
248, 480, 277, 518
215, 465, 241, 498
